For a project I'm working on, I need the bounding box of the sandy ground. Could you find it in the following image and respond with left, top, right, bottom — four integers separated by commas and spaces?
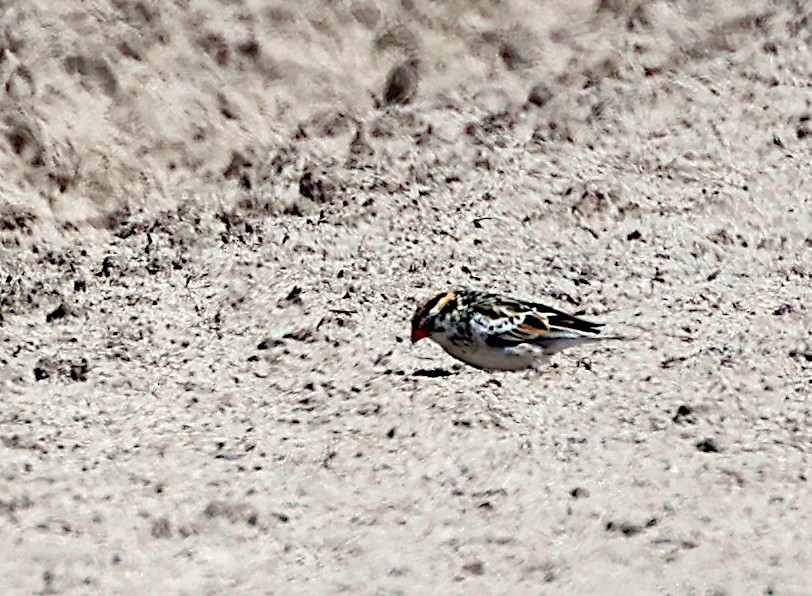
1, 0, 811, 593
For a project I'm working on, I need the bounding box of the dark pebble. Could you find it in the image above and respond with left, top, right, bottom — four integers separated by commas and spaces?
257, 337, 283, 350
673, 404, 694, 423
46, 304, 67, 323
696, 438, 720, 453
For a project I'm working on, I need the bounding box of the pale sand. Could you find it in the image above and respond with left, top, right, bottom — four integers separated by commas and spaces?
1, 1, 810, 593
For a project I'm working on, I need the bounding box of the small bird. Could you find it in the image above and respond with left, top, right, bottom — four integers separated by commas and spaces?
411, 290, 624, 371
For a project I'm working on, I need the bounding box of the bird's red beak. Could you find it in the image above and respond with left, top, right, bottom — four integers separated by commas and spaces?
411, 328, 430, 343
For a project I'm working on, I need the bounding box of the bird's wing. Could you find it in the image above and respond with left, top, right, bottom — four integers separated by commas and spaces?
524, 300, 605, 336
469, 295, 604, 348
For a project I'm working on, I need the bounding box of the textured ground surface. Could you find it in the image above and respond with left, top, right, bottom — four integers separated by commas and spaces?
1, 0, 811, 594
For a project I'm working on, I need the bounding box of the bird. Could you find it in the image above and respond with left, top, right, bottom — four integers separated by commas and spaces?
411, 290, 624, 371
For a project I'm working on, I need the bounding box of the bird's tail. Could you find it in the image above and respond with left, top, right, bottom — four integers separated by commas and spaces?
546, 318, 626, 341
593, 334, 627, 341
536, 330, 626, 356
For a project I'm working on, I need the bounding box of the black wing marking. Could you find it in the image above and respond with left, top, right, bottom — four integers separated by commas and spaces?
525, 301, 605, 336
467, 293, 605, 348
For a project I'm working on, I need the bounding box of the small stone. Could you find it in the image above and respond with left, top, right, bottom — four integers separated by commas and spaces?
46, 303, 67, 323
773, 304, 792, 316
285, 286, 303, 302
527, 83, 553, 107
606, 521, 642, 536
382, 58, 420, 106
673, 404, 694, 423
257, 338, 283, 350
499, 40, 532, 70
68, 360, 89, 382
463, 561, 485, 575
98, 256, 115, 277
696, 438, 720, 453
150, 518, 172, 538
297, 170, 334, 204
789, 348, 812, 362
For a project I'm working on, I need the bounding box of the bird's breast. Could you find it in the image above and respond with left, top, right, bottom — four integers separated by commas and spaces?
437, 338, 538, 371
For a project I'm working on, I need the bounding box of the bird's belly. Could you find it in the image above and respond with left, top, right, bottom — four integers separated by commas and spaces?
442, 342, 540, 371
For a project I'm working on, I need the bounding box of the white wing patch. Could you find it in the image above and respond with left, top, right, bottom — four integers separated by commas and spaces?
470, 311, 524, 337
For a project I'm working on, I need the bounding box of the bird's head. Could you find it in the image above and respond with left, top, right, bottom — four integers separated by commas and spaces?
411, 291, 458, 343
